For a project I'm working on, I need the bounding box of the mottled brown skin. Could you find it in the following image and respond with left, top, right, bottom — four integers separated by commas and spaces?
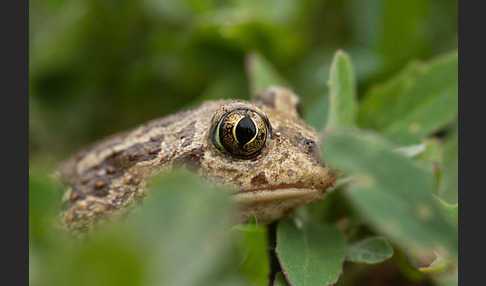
59, 86, 337, 233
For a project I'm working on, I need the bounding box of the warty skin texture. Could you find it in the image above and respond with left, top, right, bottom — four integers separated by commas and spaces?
59, 86, 337, 233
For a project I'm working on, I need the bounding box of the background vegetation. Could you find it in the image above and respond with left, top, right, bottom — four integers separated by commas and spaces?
30, 0, 458, 285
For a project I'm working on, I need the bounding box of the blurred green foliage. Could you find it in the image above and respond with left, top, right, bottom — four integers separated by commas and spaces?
30, 170, 260, 286
29, 0, 457, 159
30, 0, 458, 285
326, 50, 357, 129
346, 237, 394, 264
358, 52, 458, 145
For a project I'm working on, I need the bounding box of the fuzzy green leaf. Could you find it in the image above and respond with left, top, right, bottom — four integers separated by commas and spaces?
358, 51, 458, 145
438, 132, 458, 204
417, 138, 444, 192
326, 50, 357, 129
417, 139, 443, 165
435, 196, 458, 226
31, 170, 249, 286
233, 224, 270, 286
322, 129, 458, 259
132, 170, 238, 286
394, 144, 426, 158
276, 218, 346, 286
347, 237, 394, 264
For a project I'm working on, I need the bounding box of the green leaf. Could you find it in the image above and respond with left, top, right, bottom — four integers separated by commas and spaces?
347, 236, 394, 264
440, 279, 458, 286
417, 138, 444, 192
322, 129, 458, 259
396, 138, 443, 162
326, 50, 357, 129
438, 132, 458, 204
276, 218, 346, 286
45, 232, 151, 286
435, 196, 458, 226
358, 51, 458, 145
246, 53, 289, 96
417, 139, 443, 165
131, 170, 240, 286
32, 169, 249, 286
233, 224, 270, 286
396, 139, 444, 192
394, 144, 426, 158
395, 138, 443, 185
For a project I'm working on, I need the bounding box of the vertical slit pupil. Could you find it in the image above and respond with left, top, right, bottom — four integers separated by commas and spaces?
236, 115, 256, 145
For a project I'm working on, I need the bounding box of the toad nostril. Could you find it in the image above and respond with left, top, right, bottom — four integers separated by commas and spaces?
303, 139, 321, 164
304, 139, 313, 145
303, 139, 316, 150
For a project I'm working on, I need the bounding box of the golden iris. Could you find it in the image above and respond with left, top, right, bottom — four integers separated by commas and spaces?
213, 108, 269, 158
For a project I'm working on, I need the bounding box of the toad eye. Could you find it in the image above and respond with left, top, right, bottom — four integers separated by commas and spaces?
213, 108, 269, 158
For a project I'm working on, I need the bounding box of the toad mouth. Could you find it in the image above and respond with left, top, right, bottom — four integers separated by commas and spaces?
231, 183, 332, 204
